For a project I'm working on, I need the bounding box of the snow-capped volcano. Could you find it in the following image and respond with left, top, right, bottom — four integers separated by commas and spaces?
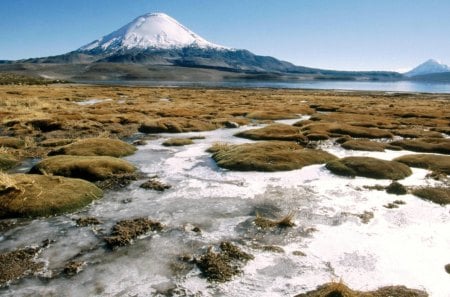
79, 12, 226, 52
404, 59, 450, 77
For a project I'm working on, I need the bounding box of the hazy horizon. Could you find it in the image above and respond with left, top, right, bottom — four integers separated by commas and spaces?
1, 0, 449, 71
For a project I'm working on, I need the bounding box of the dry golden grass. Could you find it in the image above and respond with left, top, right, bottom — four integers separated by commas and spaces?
390, 138, 450, 154
48, 137, 136, 157
0, 153, 18, 171
294, 280, 428, 297
30, 155, 136, 181
0, 84, 449, 161
412, 187, 450, 205
162, 138, 194, 146
341, 139, 401, 152
210, 141, 337, 171
235, 124, 307, 143
0, 173, 102, 218
394, 154, 450, 174
326, 157, 412, 180
254, 212, 296, 229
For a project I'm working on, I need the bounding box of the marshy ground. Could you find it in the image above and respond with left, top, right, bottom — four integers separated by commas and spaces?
0, 84, 449, 296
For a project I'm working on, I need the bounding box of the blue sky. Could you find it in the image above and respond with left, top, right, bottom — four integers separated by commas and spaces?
1, 0, 449, 71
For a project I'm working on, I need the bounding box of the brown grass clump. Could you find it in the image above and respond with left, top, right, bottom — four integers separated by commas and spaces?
392, 128, 443, 139
300, 122, 393, 139
235, 124, 307, 143
138, 118, 216, 133
385, 181, 408, 195
139, 178, 171, 191
254, 212, 296, 229
30, 155, 136, 182
0, 137, 24, 149
104, 218, 163, 248
326, 157, 412, 180
210, 141, 337, 171
394, 154, 450, 174
162, 138, 194, 146
0, 153, 18, 171
48, 137, 136, 157
294, 281, 428, 297
0, 247, 44, 287
412, 187, 450, 205
390, 138, 450, 154
0, 173, 102, 219
196, 241, 254, 282
245, 110, 303, 120
341, 139, 400, 152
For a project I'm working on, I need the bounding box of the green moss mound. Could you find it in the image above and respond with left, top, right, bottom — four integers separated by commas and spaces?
48, 138, 136, 157
235, 124, 307, 143
0, 174, 102, 219
326, 157, 412, 180
210, 141, 337, 172
294, 282, 428, 297
30, 155, 135, 182
412, 187, 450, 205
394, 154, 450, 174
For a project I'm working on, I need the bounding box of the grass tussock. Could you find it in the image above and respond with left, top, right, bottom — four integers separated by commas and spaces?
326, 157, 412, 180
0, 137, 24, 149
254, 212, 296, 229
162, 138, 194, 146
210, 141, 337, 172
48, 137, 136, 157
300, 122, 393, 139
394, 154, 450, 174
0, 153, 18, 171
0, 173, 102, 219
30, 155, 136, 182
294, 281, 428, 297
138, 118, 216, 134
412, 187, 450, 205
390, 138, 450, 154
104, 218, 163, 248
196, 241, 254, 282
235, 123, 307, 143
341, 139, 400, 152
0, 247, 44, 287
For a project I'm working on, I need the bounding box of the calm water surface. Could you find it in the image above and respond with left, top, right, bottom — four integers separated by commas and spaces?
83, 80, 450, 94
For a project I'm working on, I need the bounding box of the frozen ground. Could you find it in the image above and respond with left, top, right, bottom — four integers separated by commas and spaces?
1, 119, 449, 297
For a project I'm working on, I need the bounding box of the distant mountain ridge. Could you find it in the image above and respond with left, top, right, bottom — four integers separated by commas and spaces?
405, 59, 450, 77
1, 12, 443, 82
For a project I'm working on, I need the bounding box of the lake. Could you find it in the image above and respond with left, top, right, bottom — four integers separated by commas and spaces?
85, 79, 450, 94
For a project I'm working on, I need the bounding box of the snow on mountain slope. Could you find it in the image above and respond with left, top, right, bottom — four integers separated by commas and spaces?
79, 13, 227, 52
404, 59, 450, 77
